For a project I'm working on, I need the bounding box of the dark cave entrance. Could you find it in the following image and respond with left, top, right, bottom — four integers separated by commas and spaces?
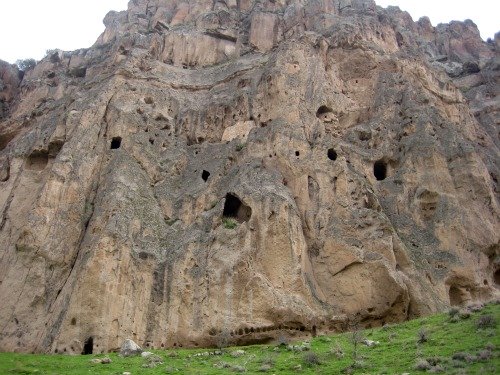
494, 269, 500, 286
448, 286, 463, 306
110, 137, 122, 149
316, 105, 333, 118
202, 170, 210, 182
327, 148, 337, 161
223, 193, 252, 223
374, 160, 387, 181
82, 337, 93, 355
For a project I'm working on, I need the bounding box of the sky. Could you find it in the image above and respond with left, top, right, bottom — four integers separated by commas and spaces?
0, 0, 498, 64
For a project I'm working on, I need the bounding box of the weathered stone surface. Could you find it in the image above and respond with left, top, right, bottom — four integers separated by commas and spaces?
0, 0, 498, 354
120, 339, 143, 357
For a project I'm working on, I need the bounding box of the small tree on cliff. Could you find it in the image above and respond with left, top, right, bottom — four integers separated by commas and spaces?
15, 58, 36, 72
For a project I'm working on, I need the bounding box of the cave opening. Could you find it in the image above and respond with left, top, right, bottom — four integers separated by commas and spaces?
448, 286, 463, 306
374, 160, 387, 181
316, 105, 333, 118
82, 337, 93, 355
495, 269, 500, 286
26, 150, 49, 171
111, 137, 122, 149
202, 170, 210, 182
223, 193, 252, 223
327, 148, 337, 161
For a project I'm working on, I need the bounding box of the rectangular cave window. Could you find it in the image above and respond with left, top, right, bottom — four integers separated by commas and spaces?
111, 137, 122, 149
82, 336, 93, 355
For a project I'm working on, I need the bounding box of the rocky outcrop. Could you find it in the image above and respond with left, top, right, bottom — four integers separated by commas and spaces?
0, 0, 498, 354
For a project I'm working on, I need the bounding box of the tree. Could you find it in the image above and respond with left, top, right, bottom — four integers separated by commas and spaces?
15, 58, 36, 72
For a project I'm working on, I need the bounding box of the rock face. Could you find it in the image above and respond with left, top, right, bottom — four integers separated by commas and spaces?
0, 0, 498, 354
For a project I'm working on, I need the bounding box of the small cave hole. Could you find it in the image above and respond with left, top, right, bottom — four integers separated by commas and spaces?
316, 105, 334, 121
149, 138, 155, 145
327, 148, 337, 161
295, 151, 300, 157
111, 137, 122, 149
82, 337, 93, 355
202, 170, 210, 182
144, 97, 154, 105
0, 161, 10, 182
494, 269, 500, 285
71, 318, 76, 326
223, 193, 252, 223
373, 160, 387, 181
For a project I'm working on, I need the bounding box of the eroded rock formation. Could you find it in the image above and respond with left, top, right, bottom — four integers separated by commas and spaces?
0, 0, 498, 354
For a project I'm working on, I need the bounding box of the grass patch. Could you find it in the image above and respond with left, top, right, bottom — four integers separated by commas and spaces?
1, 303, 499, 374
222, 217, 237, 229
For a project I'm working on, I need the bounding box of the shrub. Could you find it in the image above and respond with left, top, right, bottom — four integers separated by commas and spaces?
235, 143, 245, 151
329, 342, 344, 358
452, 352, 474, 363
415, 358, 431, 371
277, 333, 288, 346
223, 217, 237, 229
417, 327, 429, 344
476, 314, 496, 329
476, 349, 492, 361
215, 329, 231, 350
303, 351, 321, 367
448, 307, 460, 317
428, 364, 445, 373
15, 58, 36, 72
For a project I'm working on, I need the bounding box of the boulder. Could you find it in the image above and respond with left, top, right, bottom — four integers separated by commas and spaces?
120, 339, 142, 357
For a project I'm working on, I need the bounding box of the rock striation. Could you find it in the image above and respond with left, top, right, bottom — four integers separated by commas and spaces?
0, 0, 498, 354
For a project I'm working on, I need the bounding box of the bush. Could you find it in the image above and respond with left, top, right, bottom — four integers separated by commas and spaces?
15, 58, 36, 72
223, 217, 237, 229
414, 358, 431, 371
448, 307, 460, 317
476, 314, 496, 329
417, 327, 429, 344
476, 349, 492, 361
329, 342, 344, 358
276, 333, 288, 346
303, 351, 321, 367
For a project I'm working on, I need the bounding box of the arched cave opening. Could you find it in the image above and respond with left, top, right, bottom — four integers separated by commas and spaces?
327, 148, 337, 161
494, 269, 500, 286
448, 286, 463, 306
82, 337, 93, 355
373, 160, 387, 181
111, 137, 122, 149
25, 150, 49, 171
316, 105, 333, 118
223, 193, 252, 223
202, 170, 210, 182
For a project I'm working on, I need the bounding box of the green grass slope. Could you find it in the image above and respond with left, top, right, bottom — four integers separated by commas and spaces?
1, 303, 498, 374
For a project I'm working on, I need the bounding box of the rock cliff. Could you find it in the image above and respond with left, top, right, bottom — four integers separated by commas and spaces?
0, 0, 498, 354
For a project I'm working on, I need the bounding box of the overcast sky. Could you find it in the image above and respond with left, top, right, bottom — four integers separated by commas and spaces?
0, 0, 498, 64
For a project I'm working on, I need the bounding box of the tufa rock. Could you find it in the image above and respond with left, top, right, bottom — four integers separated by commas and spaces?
0, 0, 498, 354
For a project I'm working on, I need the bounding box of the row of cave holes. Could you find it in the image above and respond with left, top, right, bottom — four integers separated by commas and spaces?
295, 147, 388, 181
110, 142, 385, 184
209, 324, 309, 338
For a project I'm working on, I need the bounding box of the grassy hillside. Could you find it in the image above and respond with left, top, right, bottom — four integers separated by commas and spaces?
1, 303, 498, 374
